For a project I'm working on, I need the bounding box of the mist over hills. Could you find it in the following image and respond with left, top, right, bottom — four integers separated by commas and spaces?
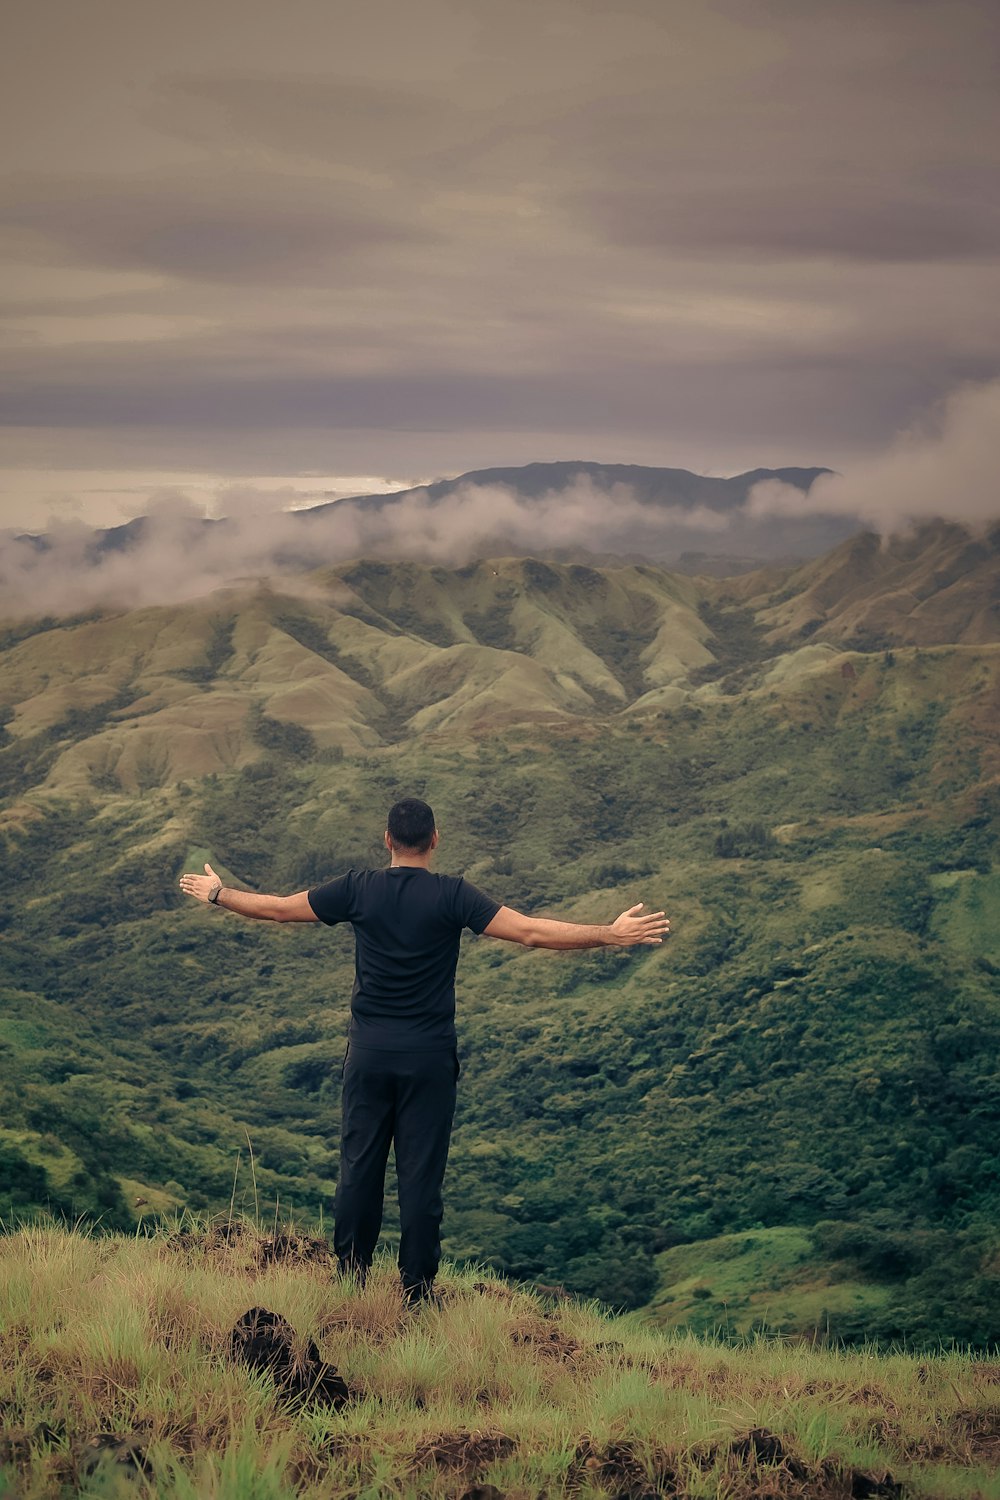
2, 462, 857, 619
300, 460, 848, 564
1, 517, 999, 1345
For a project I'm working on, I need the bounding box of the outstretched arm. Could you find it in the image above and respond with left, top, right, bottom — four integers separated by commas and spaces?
484, 902, 669, 949
178, 863, 319, 923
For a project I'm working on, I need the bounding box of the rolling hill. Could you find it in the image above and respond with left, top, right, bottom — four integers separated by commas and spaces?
1, 518, 998, 1348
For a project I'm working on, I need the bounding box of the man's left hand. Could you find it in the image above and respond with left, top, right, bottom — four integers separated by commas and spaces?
179, 862, 222, 903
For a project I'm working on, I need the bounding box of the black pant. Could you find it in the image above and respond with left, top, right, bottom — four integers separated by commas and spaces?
334, 1042, 459, 1297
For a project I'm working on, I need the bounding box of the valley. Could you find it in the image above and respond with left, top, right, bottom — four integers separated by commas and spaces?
1, 519, 998, 1349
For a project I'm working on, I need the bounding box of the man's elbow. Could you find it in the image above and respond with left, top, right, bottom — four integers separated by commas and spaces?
271, 899, 299, 922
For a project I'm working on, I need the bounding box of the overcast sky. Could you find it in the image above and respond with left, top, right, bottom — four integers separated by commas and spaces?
1, 0, 998, 529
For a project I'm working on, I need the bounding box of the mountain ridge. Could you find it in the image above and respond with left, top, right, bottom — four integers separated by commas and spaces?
302, 459, 835, 514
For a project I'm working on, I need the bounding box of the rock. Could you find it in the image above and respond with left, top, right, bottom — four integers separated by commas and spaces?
730, 1427, 787, 1464
728, 1428, 808, 1480
78, 1432, 152, 1483
229, 1306, 351, 1408
851, 1473, 904, 1499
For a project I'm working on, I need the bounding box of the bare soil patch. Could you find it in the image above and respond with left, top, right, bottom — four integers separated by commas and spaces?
568, 1434, 676, 1498
409, 1428, 518, 1477
509, 1315, 583, 1363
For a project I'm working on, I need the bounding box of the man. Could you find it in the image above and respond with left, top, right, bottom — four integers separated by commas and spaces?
179, 796, 669, 1306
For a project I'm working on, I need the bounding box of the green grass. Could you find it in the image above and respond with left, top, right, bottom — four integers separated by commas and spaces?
929, 870, 1000, 963
1, 1218, 999, 1498
645, 1227, 894, 1340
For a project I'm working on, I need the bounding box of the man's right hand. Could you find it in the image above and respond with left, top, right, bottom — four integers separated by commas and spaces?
610, 903, 671, 945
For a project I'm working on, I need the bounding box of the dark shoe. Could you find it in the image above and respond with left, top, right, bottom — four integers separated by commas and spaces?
401, 1279, 442, 1310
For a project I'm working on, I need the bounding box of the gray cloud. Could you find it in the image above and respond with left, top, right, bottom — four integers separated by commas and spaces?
1, 168, 431, 281
1, 0, 998, 517
575, 180, 1000, 264
158, 9, 1000, 267
1, 322, 991, 452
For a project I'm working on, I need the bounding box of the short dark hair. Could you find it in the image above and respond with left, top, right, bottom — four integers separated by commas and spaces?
387, 798, 436, 853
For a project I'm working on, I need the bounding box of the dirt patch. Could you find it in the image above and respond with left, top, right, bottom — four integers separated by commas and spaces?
532, 1280, 573, 1301
256, 1231, 333, 1268
729, 1428, 806, 1476
800, 1378, 840, 1396
409, 1429, 517, 1476
509, 1316, 583, 1362
165, 1220, 248, 1254
689, 1428, 810, 1487
472, 1280, 519, 1303
798, 1378, 902, 1417
164, 1222, 335, 1269
688, 1430, 905, 1500
846, 1385, 901, 1415
969, 1433, 1000, 1464
948, 1406, 1000, 1466
0, 1430, 32, 1469
567, 1436, 676, 1499
76, 1431, 154, 1485
229, 1306, 352, 1409
650, 1357, 702, 1390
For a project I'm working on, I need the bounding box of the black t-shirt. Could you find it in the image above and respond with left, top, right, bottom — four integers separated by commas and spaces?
307, 867, 501, 1050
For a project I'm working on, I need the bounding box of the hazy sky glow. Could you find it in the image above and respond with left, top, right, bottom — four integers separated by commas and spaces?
2, 0, 998, 529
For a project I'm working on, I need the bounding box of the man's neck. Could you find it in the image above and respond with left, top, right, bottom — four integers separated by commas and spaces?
389, 854, 433, 870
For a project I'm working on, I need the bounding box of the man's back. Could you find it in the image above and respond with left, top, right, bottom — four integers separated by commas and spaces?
307, 867, 500, 1050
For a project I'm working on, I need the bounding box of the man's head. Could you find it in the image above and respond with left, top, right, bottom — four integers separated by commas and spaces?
385, 797, 437, 856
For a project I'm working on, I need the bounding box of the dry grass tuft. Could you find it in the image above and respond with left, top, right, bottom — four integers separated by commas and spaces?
1, 1220, 999, 1498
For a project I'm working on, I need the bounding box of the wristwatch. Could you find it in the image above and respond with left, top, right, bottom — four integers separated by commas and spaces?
208, 881, 223, 905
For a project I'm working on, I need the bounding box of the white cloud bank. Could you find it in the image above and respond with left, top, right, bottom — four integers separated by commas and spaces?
747, 379, 1000, 529
0, 478, 729, 618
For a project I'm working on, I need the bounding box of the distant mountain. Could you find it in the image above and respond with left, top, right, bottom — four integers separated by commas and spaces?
307, 460, 835, 512
17, 461, 854, 575
300, 460, 852, 567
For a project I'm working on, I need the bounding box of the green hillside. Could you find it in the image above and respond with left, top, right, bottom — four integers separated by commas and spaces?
1, 523, 998, 1351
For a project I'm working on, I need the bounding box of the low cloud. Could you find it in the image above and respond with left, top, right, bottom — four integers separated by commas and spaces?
0, 477, 735, 618
747, 378, 1000, 530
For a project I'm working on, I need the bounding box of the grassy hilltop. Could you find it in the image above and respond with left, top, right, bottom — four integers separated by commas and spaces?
1, 520, 999, 1350
2, 1217, 1000, 1500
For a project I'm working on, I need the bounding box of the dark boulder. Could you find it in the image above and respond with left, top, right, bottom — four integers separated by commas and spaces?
229, 1306, 351, 1408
